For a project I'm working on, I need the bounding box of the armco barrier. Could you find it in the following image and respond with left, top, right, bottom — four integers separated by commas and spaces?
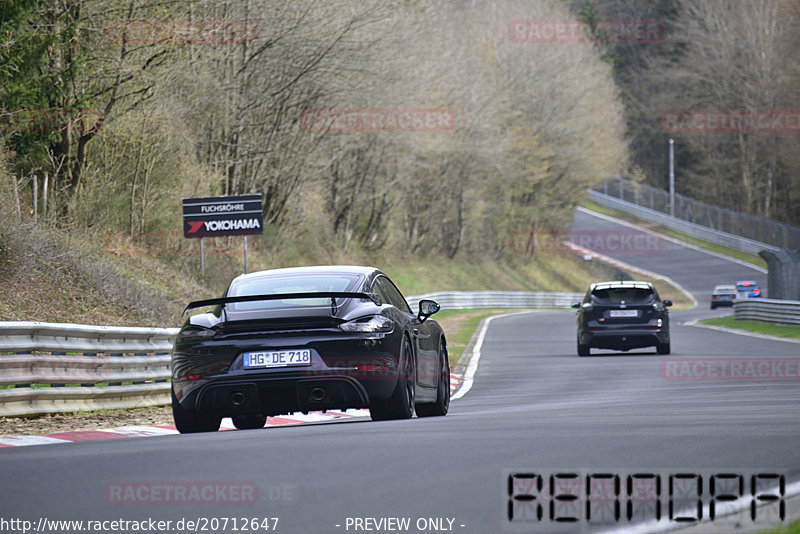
734, 299, 800, 326
406, 291, 583, 311
0, 322, 178, 417
0, 293, 580, 417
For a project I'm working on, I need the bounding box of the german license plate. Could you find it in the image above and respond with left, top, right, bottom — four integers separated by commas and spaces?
609, 310, 638, 318
243, 349, 312, 369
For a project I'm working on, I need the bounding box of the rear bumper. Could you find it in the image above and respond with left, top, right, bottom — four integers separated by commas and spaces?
580, 328, 669, 350
173, 367, 398, 418
172, 328, 405, 417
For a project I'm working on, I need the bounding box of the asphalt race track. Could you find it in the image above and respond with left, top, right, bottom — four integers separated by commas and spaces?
0, 210, 797, 534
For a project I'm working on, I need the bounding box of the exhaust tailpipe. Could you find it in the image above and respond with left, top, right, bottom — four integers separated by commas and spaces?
310, 387, 326, 402
230, 391, 247, 407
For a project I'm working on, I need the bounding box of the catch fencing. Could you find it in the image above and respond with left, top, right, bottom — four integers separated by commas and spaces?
0, 322, 177, 417
734, 299, 800, 326
590, 178, 799, 252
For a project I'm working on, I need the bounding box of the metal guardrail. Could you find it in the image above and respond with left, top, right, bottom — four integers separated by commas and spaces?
734, 299, 800, 326
406, 291, 583, 311
586, 190, 779, 255
1, 293, 579, 417
593, 178, 800, 250
0, 322, 178, 417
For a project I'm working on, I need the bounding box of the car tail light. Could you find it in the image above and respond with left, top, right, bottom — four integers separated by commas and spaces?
184, 374, 202, 381
339, 316, 393, 333
753, 289, 761, 295
179, 325, 216, 341
354, 365, 391, 371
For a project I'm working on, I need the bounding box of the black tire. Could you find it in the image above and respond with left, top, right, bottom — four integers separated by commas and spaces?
710, 303, 716, 310
656, 341, 671, 355
172, 389, 221, 434
577, 340, 590, 357
416, 340, 450, 417
370, 335, 415, 421
232, 414, 267, 430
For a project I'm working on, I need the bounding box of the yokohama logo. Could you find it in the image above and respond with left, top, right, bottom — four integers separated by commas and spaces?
188, 219, 261, 233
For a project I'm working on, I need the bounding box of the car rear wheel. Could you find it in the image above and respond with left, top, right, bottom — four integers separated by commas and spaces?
577, 339, 590, 357
172, 389, 221, 434
416, 340, 450, 417
370, 335, 415, 421
657, 341, 671, 355
710, 303, 717, 309
232, 414, 267, 430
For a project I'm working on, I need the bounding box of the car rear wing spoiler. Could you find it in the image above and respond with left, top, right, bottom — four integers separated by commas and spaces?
182, 291, 382, 315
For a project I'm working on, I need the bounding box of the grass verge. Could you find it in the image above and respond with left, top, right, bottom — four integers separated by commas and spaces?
699, 315, 800, 339
758, 518, 800, 533
580, 199, 767, 269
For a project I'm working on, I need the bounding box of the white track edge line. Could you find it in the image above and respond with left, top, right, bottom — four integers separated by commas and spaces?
450, 311, 537, 401
685, 320, 800, 345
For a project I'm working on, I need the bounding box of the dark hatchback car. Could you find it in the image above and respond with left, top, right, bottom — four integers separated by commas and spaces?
171, 266, 449, 433
571, 281, 672, 356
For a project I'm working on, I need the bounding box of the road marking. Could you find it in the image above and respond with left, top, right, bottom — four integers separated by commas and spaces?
451, 311, 534, 401
0, 435, 73, 446
685, 320, 800, 344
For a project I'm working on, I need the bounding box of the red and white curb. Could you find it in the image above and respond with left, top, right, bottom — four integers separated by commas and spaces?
0, 375, 465, 448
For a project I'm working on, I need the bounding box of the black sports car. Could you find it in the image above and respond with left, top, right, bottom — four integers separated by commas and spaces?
171, 265, 449, 433
571, 281, 672, 356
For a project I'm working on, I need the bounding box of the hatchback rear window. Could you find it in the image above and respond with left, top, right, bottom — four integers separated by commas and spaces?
591, 288, 654, 304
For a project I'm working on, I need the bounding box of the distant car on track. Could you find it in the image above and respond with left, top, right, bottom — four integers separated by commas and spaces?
171, 266, 449, 433
571, 280, 672, 356
734, 280, 762, 300
710, 284, 737, 309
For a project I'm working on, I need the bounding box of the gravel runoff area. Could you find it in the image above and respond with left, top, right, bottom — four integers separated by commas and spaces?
0, 405, 175, 436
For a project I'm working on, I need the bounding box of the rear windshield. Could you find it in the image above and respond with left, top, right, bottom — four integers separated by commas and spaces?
228, 274, 360, 310
715, 287, 736, 294
736, 283, 758, 290
591, 287, 654, 304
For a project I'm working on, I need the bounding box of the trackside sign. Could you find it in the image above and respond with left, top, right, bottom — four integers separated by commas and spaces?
182, 194, 263, 238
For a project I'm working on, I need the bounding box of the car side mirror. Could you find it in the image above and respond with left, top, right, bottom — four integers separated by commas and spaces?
571, 302, 581, 309
418, 299, 440, 322
663, 300, 672, 308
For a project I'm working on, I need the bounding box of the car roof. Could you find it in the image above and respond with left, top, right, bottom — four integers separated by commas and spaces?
735, 280, 758, 285
713, 285, 736, 290
590, 280, 654, 291
231, 265, 380, 284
